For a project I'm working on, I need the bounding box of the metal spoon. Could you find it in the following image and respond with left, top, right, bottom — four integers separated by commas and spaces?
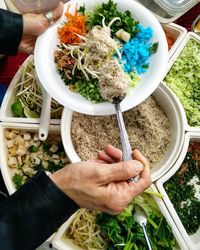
134, 206, 152, 250
112, 96, 139, 182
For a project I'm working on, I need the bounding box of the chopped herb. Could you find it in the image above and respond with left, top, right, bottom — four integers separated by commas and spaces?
87, 0, 138, 36
28, 145, 39, 153
78, 5, 85, 14
164, 142, 200, 235
149, 42, 159, 54
11, 101, 24, 117
12, 174, 23, 190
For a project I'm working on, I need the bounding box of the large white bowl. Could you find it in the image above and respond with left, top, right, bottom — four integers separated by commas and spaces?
61, 82, 185, 181
156, 132, 200, 250
34, 0, 168, 115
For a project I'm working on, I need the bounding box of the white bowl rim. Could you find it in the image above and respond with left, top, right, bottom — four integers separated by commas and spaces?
61, 82, 185, 182
34, 0, 168, 115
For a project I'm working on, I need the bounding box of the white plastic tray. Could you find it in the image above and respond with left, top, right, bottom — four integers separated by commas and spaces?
52, 184, 188, 250
163, 32, 200, 133
156, 132, 200, 250
0, 122, 61, 194
0, 55, 61, 125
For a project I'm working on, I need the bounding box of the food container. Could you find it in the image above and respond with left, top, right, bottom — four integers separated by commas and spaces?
162, 23, 187, 59
52, 184, 188, 250
61, 82, 185, 182
3, 0, 68, 13
0, 55, 62, 125
0, 122, 65, 194
156, 132, 200, 250
192, 14, 200, 35
134, 0, 199, 23
163, 32, 200, 132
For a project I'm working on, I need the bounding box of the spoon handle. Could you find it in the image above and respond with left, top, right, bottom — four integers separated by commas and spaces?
114, 103, 139, 182
141, 223, 153, 250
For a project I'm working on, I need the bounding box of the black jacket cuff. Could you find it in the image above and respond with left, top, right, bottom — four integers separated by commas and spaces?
0, 9, 23, 55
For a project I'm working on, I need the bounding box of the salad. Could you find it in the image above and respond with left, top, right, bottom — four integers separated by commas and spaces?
64, 190, 178, 250
54, 0, 158, 103
164, 141, 200, 235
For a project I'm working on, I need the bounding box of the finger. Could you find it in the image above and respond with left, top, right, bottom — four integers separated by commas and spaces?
105, 144, 122, 162
97, 150, 116, 163
52, 1, 64, 22
128, 151, 151, 195
98, 160, 144, 184
132, 149, 149, 167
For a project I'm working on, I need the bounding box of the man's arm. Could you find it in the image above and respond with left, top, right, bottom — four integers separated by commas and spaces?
0, 171, 79, 250
0, 9, 23, 55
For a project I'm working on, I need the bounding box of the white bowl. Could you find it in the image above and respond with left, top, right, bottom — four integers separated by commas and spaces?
163, 32, 200, 132
156, 132, 200, 250
61, 82, 185, 181
0, 122, 63, 194
162, 23, 187, 60
0, 55, 62, 125
52, 184, 188, 250
34, 0, 168, 115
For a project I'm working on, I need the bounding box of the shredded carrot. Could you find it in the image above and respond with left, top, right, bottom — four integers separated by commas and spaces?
58, 4, 87, 44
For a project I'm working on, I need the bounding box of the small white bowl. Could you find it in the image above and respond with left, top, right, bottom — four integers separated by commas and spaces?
52, 184, 188, 250
162, 23, 187, 59
61, 82, 185, 181
0, 122, 62, 194
163, 32, 200, 132
156, 132, 200, 250
0, 55, 62, 125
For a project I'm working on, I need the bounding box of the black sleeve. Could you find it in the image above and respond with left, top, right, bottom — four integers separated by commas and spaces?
0, 8, 23, 55
0, 171, 79, 250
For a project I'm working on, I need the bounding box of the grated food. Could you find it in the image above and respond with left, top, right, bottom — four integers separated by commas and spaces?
71, 96, 171, 167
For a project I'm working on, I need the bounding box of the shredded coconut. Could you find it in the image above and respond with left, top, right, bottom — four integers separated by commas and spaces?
71, 96, 171, 168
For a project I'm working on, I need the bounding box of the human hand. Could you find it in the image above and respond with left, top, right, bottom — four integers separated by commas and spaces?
19, 1, 63, 54
51, 145, 151, 214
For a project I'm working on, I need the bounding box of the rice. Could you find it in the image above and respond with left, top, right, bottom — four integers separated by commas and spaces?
71, 96, 171, 168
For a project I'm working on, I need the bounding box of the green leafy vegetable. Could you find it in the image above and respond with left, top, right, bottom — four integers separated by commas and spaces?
12, 174, 23, 190
149, 42, 159, 54
87, 0, 138, 36
164, 142, 200, 235
96, 193, 177, 249
11, 101, 24, 117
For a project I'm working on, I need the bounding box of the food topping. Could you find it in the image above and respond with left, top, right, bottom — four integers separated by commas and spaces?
5, 129, 69, 189
164, 141, 200, 235
164, 39, 200, 127
71, 96, 171, 168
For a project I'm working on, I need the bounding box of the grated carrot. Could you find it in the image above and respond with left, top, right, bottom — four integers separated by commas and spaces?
58, 4, 87, 44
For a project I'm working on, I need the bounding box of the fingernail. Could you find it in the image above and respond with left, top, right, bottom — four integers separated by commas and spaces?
134, 162, 144, 172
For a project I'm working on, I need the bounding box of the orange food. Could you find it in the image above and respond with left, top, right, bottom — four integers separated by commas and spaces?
165, 33, 175, 50
58, 4, 87, 44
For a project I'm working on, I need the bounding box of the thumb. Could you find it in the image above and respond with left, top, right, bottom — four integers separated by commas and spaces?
98, 160, 144, 184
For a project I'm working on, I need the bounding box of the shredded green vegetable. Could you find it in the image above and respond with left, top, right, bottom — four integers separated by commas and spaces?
164, 39, 200, 127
